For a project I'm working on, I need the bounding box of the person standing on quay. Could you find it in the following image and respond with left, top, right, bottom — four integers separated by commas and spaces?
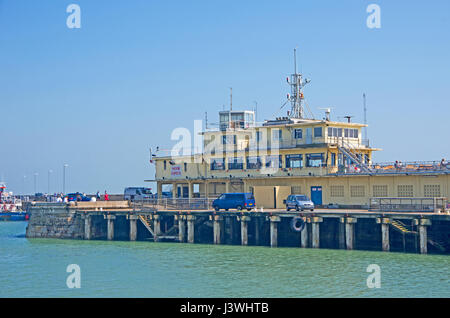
96, 191, 101, 200
104, 191, 109, 201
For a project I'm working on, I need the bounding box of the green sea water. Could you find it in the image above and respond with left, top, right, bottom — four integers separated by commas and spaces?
0, 222, 448, 298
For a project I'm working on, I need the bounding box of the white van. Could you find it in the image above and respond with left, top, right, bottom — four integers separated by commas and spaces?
124, 187, 153, 201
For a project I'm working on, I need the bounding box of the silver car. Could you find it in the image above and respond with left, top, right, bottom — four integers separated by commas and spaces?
284, 195, 315, 211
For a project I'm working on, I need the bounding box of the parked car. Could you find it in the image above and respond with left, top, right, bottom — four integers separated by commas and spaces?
284, 195, 315, 211
66, 192, 92, 202
124, 187, 153, 201
212, 193, 255, 211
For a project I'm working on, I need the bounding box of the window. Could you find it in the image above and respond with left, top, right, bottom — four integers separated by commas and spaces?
286, 154, 303, 168
256, 131, 262, 143
330, 185, 344, 197
246, 156, 262, 169
184, 162, 187, 172
398, 185, 413, 197
306, 153, 324, 167
328, 127, 343, 137
424, 185, 440, 197
164, 160, 166, 170
350, 186, 365, 197
294, 129, 302, 139
291, 186, 302, 194
344, 128, 359, 138
265, 155, 282, 168
373, 185, 388, 197
331, 153, 336, 166
222, 135, 236, 145
272, 129, 282, 140
228, 157, 244, 170
211, 158, 225, 170
314, 127, 322, 137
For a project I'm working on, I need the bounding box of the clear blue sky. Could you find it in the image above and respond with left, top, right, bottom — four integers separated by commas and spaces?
1, 0, 449, 194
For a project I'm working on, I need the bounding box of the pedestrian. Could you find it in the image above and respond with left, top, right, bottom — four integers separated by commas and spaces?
440, 158, 447, 169
104, 191, 109, 201
96, 191, 101, 200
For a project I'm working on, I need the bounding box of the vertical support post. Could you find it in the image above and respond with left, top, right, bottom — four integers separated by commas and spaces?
418, 219, 431, 254
178, 215, 186, 243
240, 216, 251, 246
310, 217, 323, 248
301, 217, 309, 248
153, 215, 161, 242
172, 183, 177, 199
106, 215, 116, 241
338, 219, 346, 249
84, 214, 92, 240
187, 215, 196, 243
344, 217, 357, 250
225, 181, 230, 193
128, 214, 138, 241
254, 217, 260, 246
381, 220, 390, 252
205, 181, 209, 199
213, 215, 223, 244
157, 182, 163, 199
270, 216, 281, 247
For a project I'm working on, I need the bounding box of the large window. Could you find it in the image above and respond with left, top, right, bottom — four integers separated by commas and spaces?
344, 128, 359, 138
306, 153, 324, 167
286, 154, 303, 168
331, 153, 336, 166
294, 129, 302, 139
265, 155, 282, 168
246, 156, 262, 169
314, 127, 323, 137
328, 127, 343, 137
272, 129, 282, 140
211, 158, 225, 170
222, 135, 236, 145
228, 157, 244, 170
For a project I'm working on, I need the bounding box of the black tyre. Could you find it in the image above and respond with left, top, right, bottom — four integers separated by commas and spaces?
246, 208, 251, 211
295, 205, 300, 211
237, 205, 243, 211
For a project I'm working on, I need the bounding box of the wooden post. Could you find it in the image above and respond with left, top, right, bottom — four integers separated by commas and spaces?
254, 217, 260, 246
178, 216, 186, 243
338, 219, 345, 249
270, 216, 281, 247
153, 215, 161, 242
419, 219, 431, 254
213, 215, 223, 244
106, 215, 116, 241
301, 217, 309, 248
240, 216, 251, 246
345, 217, 357, 250
187, 215, 196, 243
310, 217, 323, 248
377, 218, 390, 252
128, 215, 138, 241
84, 214, 92, 240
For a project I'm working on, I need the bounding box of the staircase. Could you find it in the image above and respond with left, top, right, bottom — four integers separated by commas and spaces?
139, 215, 155, 237
390, 219, 417, 234
337, 139, 372, 173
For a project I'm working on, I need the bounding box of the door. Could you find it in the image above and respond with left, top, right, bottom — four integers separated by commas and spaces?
182, 186, 189, 198
311, 186, 322, 205
306, 128, 313, 144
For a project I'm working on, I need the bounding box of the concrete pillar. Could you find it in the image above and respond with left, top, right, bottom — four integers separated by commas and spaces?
213, 215, 223, 244
301, 217, 308, 248
157, 182, 163, 199
84, 215, 92, 240
310, 217, 323, 248
338, 220, 345, 249
189, 182, 194, 199
345, 217, 357, 250
172, 183, 177, 198
187, 215, 196, 243
178, 216, 186, 243
128, 215, 139, 241
106, 215, 116, 241
270, 216, 281, 247
418, 219, 431, 254
153, 215, 161, 242
377, 218, 390, 252
205, 182, 209, 199
225, 181, 230, 193
240, 216, 251, 246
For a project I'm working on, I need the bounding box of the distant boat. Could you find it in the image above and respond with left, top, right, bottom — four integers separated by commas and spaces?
0, 183, 28, 221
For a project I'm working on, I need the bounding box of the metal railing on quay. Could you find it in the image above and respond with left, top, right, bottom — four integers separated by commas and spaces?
369, 197, 448, 213
131, 198, 216, 211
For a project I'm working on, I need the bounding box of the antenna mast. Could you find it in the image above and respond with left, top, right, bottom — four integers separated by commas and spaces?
363, 93, 368, 141
287, 48, 311, 119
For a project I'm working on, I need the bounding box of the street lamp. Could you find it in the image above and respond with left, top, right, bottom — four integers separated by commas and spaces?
48, 169, 53, 194
63, 164, 69, 194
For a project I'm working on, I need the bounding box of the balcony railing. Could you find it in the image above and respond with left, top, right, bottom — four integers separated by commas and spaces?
369, 197, 448, 213
337, 160, 449, 175
131, 198, 215, 211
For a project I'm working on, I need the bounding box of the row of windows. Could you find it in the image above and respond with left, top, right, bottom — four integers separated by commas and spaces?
328, 127, 359, 138
210, 153, 326, 170
329, 185, 441, 198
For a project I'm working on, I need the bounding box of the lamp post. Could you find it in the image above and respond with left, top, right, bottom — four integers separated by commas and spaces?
48, 169, 53, 194
63, 164, 69, 194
